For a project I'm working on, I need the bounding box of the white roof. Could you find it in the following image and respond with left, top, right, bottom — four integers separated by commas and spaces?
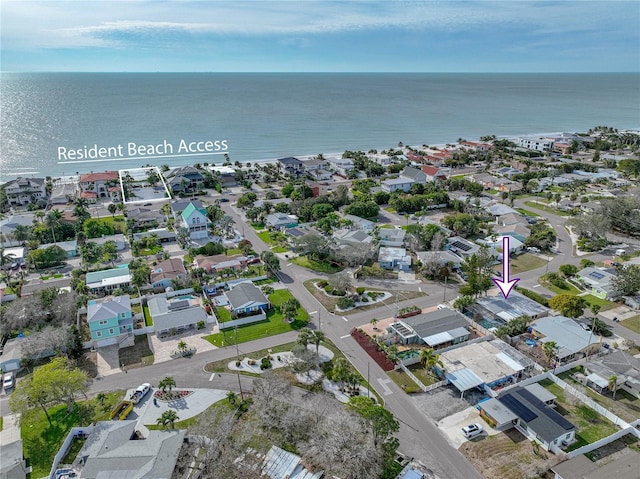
496, 352, 525, 372
586, 373, 609, 389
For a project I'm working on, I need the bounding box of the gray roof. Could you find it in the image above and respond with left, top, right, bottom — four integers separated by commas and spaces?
531, 316, 600, 359
446, 367, 484, 392
21, 277, 71, 296
475, 290, 550, 322
333, 229, 373, 244
225, 282, 269, 311
552, 450, 640, 479
401, 309, 469, 340
401, 166, 425, 181
416, 250, 462, 266
261, 445, 323, 479
524, 383, 556, 403
77, 421, 185, 479
479, 397, 518, 425
147, 296, 207, 332
382, 177, 414, 186
87, 295, 131, 323
378, 228, 406, 242
170, 199, 203, 215
86, 267, 131, 284
585, 350, 640, 382
498, 386, 576, 443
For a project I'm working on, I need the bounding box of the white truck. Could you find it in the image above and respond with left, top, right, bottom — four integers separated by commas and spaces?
128, 383, 151, 404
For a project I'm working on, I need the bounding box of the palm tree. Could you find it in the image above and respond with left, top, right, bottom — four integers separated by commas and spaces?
420, 348, 444, 376
313, 330, 324, 357
332, 357, 351, 387
159, 376, 176, 392
0, 250, 16, 270
156, 410, 179, 429
542, 341, 558, 364
177, 341, 188, 354
297, 327, 313, 348
12, 224, 31, 246
226, 391, 237, 404
370, 318, 379, 331
45, 210, 63, 244
608, 375, 618, 399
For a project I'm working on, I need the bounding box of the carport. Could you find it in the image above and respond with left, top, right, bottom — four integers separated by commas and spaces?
446, 368, 484, 398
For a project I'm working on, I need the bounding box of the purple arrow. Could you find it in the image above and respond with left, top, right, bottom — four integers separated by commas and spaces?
492, 236, 520, 299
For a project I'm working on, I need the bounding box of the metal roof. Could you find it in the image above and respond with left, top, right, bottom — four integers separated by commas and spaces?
446, 367, 484, 392
423, 326, 470, 347
479, 397, 518, 425
531, 316, 600, 359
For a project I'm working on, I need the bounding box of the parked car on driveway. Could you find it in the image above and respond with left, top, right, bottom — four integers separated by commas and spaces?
462, 423, 484, 439
3, 372, 15, 390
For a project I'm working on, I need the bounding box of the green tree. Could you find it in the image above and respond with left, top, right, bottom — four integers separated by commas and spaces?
156, 410, 179, 429
347, 396, 400, 447
611, 264, 640, 297
226, 391, 237, 404
107, 203, 117, 218
101, 240, 118, 266
419, 348, 444, 376
297, 327, 314, 348
158, 376, 176, 392
453, 295, 474, 311
332, 357, 351, 386
542, 341, 558, 363
559, 264, 578, 277
548, 294, 586, 318
608, 375, 618, 399
45, 210, 63, 244
260, 251, 280, 276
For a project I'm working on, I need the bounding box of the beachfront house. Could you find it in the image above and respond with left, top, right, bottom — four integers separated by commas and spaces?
166, 166, 204, 193
4, 177, 48, 207
86, 295, 134, 348
327, 157, 355, 177
78, 171, 120, 201
277, 157, 305, 177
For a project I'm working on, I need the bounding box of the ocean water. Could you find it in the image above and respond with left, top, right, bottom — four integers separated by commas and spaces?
1, 73, 639, 179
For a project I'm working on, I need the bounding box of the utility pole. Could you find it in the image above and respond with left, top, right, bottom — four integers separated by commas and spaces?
367, 362, 370, 399
234, 326, 244, 400
443, 275, 448, 302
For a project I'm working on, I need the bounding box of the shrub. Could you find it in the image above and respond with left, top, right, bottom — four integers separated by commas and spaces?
362, 297, 369, 302
324, 285, 333, 293
317, 280, 328, 288
337, 297, 356, 310
236, 360, 241, 367
356, 287, 366, 295
260, 357, 272, 370
321, 359, 334, 380
197, 320, 206, 330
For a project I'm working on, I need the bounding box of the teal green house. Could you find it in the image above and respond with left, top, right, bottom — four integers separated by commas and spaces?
86, 295, 133, 347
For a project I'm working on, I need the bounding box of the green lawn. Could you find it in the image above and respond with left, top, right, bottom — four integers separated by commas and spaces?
496, 253, 547, 274
143, 304, 153, 326
135, 245, 163, 256
21, 391, 123, 478
524, 201, 570, 216
621, 315, 640, 334
387, 369, 422, 394
93, 215, 127, 233
290, 256, 343, 274
257, 231, 274, 244
515, 208, 541, 217
204, 289, 309, 347
272, 246, 288, 253
226, 248, 243, 255
581, 294, 617, 311
539, 277, 582, 296
215, 306, 232, 322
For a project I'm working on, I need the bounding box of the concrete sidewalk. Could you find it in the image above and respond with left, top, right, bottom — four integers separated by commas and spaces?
133, 388, 229, 427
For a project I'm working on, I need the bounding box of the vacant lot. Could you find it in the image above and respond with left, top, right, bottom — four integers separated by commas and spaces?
119, 334, 154, 369
460, 429, 560, 479
494, 253, 546, 274
621, 314, 640, 334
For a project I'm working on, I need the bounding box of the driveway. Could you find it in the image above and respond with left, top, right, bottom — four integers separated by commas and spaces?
437, 406, 498, 450
148, 326, 217, 363
96, 344, 122, 377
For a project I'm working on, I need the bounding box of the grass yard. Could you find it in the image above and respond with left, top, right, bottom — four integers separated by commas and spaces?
93, 215, 127, 233
257, 231, 275, 244
146, 398, 235, 430
290, 256, 344, 274
215, 306, 232, 322
515, 208, 541, 217
524, 201, 570, 216
406, 363, 440, 386
621, 315, 640, 335
143, 305, 153, 326
539, 277, 582, 296
226, 248, 242, 255
135, 245, 163, 257
21, 391, 123, 478
581, 294, 617, 311
119, 334, 154, 369
272, 246, 288, 253
204, 290, 309, 347
495, 253, 547, 274
387, 369, 422, 393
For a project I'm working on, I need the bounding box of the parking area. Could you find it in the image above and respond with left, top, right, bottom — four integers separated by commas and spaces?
411, 384, 487, 422
148, 325, 217, 363
437, 406, 499, 450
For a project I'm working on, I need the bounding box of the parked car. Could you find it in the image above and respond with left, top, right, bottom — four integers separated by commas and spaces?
461, 423, 484, 438
3, 372, 15, 390
526, 247, 540, 253
580, 323, 591, 332
129, 383, 151, 404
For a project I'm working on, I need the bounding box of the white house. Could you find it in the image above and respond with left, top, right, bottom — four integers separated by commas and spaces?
179, 202, 210, 240
381, 177, 415, 193
3, 177, 48, 206
327, 157, 355, 177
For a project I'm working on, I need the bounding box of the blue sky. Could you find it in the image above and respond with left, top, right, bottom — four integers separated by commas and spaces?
2, 1, 638, 72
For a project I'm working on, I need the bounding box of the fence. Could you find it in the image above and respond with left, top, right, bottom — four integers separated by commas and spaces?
566, 427, 637, 458
48, 425, 95, 479
218, 312, 267, 330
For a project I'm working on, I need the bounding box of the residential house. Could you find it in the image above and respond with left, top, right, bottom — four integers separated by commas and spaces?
496, 166, 523, 179
381, 176, 415, 193
179, 202, 210, 240
277, 157, 304, 177
254, 198, 292, 209
551, 448, 640, 479
86, 295, 134, 347
481, 234, 525, 256
470, 290, 550, 324
515, 137, 554, 151
529, 316, 601, 362
265, 213, 298, 229
497, 213, 529, 228
49, 180, 78, 205
424, 148, 454, 165
20, 277, 71, 297
87, 233, 128, 251
468, 173, 501, 189
401, 166, 427, 184
151, 258, 187, 289
194, 254, 249, 275
78, 171, 119, 200
67, 421, 185, 479
343, 214, 375, 231
478, 383, 556, 430
386, 308, 470, 347
224, 282, 270, 316
495, 223, 530, 243
438, 339, 534, 397
485, 203, 520, 217
576, 267, 618, 300
0, 338, 24, 373
147, 295, 208, 336
624, 295, 640, 310
416, 250, 462, 270
2, 247, 26, 266
378, 228, 406, 247
126, 205, 166, 229
446, 236, 480, 258
210, 165, 237, 187
0, 438, 29, 479
302, 158, 333, 181
85, 266, 132, 294
166, 165, 204, 193
583, 351, 640, 399
0, 213, 37, 247
461, 141, 494, 152
3, 177, 48, 206
378, 247, 411, 271
421, 165, 447, 181
132, 228, 176, 243
369, 153, 396, 167
37, 240, 78, 258
333, 229, 374, 246
326, 156, 355, 177
418, 216, 453, 237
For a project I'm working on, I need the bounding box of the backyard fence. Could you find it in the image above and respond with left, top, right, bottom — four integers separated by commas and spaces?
566, 427, 637, 459
48, 425, 95, 479
217, 312, 267, 330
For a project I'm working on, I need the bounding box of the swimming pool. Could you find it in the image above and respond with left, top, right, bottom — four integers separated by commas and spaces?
477, 318, 501, 330
173, 295, 195, 300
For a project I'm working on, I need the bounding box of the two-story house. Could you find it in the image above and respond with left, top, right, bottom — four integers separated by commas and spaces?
421, 165, 447, 181
78, 171, 119, 201
277, 157, 305, 177
151, 258, 188, 289
86, 295, 134, 348
4, 177, 48, 206
179, 202, 210, 240
401, 166, 427, 184
166, 166, 204, 193
86, 266, 132, 295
